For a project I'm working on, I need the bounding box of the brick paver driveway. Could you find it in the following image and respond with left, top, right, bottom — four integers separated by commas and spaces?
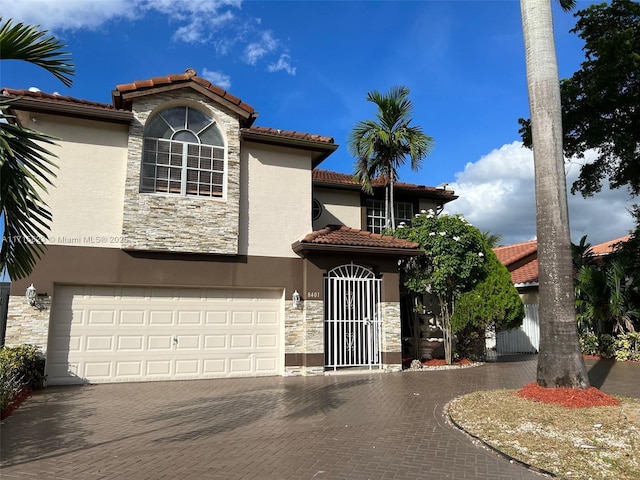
2, 356, 638, 480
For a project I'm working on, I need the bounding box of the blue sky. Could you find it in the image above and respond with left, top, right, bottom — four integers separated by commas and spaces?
1, 0, 636, 254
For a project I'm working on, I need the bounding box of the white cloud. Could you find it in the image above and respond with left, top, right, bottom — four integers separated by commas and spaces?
4, 0, 291, 70
2, 0, 137, 31
267, 54, 296, 75
445, 141, 636, 246
244, 31, 278, 66
201, 68, 231, 90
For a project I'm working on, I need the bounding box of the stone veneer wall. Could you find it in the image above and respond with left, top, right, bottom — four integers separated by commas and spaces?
4, 295, 52, 353
380, 301, 402, 372
284, 299, 324, 376
121, 91, 241, 254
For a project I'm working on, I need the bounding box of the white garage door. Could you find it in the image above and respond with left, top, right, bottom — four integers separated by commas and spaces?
47, 285, 283, 385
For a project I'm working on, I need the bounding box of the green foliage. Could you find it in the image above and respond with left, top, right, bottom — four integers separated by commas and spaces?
394, 211, 486, 300
349, 86, 434, 230
612, 333, 640, 361
0, 344, 46, 387
454, 326, 486, 362
0, 19, 74, 87
599, 334, 616, 359
0, 345, 45, 411
579, 332, 599, 356
579, 333, 640, 361
519, 0, 640, 196
451, 248, 524, 333
0, 18, 75, 279
394, 211, 486, 364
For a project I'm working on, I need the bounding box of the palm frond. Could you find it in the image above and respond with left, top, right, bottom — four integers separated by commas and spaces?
558, 0, 576, 14
0, 99, 59, 279
0, 18, 74, 87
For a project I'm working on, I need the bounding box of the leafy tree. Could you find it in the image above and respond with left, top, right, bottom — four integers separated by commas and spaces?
575, 258, 639, 335
394, 210, 487, 364
452, 248, 525, 358
348, 86, 434, 231
519, 0, 640, 197
520, 0, 589, 389
0, 19, 74, 279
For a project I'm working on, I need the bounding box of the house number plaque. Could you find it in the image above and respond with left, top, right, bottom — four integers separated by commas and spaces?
307, 291, 321, 298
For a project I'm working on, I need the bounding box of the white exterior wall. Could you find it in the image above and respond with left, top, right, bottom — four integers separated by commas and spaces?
313, 187, 362, 230
18, 112, 129, 248
418, 198, 443, 214
243, 144, 312, 258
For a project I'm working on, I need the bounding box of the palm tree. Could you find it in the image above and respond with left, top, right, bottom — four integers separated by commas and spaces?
0, 19, 74, 279
348, 86, 434, 231
481, 230, 503, 249
520, 0, 589, 388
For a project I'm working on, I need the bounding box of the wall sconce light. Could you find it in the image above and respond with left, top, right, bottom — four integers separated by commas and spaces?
292, 290, 302, 309
26, 283, 38, 306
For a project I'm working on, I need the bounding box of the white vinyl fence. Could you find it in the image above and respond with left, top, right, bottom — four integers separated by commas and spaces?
495, 304, 539, 354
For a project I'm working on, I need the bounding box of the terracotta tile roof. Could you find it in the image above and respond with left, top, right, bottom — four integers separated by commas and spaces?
591, 235, 630, 255
2, 88, 119, 111
312, 169, 456, 196
301, 225, 420, 249
113, 68, 255, 115
493, 240, 538, 267
242, 126, 334, 144
510, 258, 539, 285
493, 240, 539, 286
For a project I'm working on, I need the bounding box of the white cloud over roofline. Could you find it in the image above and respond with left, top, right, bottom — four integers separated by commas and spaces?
4, 0, 291, 71
201, 69, 232, 90
445, 141, 635, 246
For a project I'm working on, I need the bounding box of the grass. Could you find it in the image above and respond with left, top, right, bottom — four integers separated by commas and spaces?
447, 390, 640, 480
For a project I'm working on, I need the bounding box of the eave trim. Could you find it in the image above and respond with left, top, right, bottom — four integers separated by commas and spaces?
291, 241, 423, 258
8, 97, 133, 124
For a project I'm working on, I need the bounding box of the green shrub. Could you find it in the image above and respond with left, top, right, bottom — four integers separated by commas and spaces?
0, 344, 46, 388
579, 333, 640, 361
599, 334, 616, 358
613, 333, 640, 362
579, 333, 599, 356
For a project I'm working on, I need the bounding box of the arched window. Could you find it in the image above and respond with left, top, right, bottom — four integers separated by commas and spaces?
140, 106, 226, 197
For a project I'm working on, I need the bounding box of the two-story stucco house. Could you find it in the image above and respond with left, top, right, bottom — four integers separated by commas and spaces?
2, 69, 457, 385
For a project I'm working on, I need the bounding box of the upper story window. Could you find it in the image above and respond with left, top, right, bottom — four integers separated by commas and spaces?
366, 199, 414, 234
140, 106, 226, 198
312, 198, 323, 221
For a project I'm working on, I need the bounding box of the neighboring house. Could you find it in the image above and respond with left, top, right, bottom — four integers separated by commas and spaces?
492, 235, 631, 354
2, 69, 456, 385
494, 240, 539, 305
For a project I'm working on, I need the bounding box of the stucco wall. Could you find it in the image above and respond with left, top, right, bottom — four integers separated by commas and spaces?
242, 143, 313, 258
418, 198, 444, 214
313, 187, 362, 230
519, 289, 539, 305
15, 112, 128, 248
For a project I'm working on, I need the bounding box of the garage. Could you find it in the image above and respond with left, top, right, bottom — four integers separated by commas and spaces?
46, 285, 283, 385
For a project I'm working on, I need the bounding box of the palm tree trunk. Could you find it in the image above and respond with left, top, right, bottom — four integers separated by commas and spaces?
384, 185, 390, 231
390, 176, 396, 231
521, 0, 589, 388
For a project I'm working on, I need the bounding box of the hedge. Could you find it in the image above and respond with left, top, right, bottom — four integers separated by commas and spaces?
579, 333, 640, 362
0, 345, 46, 413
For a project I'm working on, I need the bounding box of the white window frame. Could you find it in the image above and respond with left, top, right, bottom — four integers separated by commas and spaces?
140, 106, 227, 199
366, 199, 413, 233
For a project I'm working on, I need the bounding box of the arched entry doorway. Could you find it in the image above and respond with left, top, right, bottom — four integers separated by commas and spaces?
324, 263, 382, 370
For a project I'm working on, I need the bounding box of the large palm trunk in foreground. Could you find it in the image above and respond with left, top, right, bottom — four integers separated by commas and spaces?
520, 0, 589, 388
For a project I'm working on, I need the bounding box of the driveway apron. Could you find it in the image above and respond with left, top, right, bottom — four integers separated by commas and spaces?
1, 356, 638, 480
